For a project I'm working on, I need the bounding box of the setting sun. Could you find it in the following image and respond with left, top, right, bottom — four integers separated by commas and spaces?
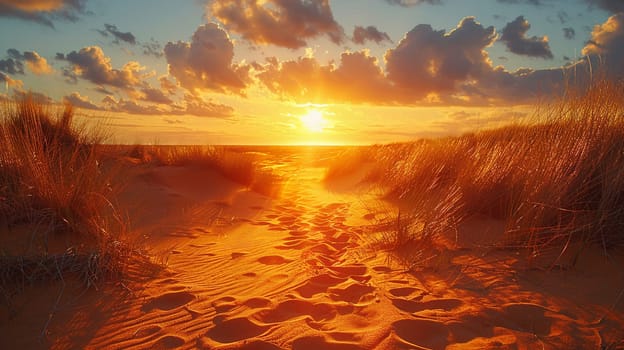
300, 109, 327, 133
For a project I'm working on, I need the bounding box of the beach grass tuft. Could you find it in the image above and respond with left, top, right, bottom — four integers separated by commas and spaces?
327, 78, 624, 266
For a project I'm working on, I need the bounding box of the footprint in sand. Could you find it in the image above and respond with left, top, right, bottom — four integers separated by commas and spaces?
257, 255, 293, 265
289, 230, 308, 237
321, 203, 346, 211
328, 282, 375, 303
499, 303, 553, 336
141, 291, 195, 312
388, 287, 426, 298
243, 297, 272, 309
275, 240, 315, 250
206, 317, 270, 343
320, 227, 338, 236
253, 299, 338, 324
372, 266, 392, 273
324, 232, 351, 244
152, 335, 185, 349
392, 319, 449, 349
391, 298, 462, 314
315, 254, 338, 267
308, 243, 341, 256
277, 218, 298, 227
212, 296, 238, 313
326, 265, 367, 277
231, 252, 247, 259
283, 236, 302, 241
295, 273, 348, 298
287, 223, 303, 230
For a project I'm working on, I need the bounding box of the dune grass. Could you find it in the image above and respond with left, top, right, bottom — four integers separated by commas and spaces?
0, 95, 279, 291
327, 79, 624, 266
0, 96, 139, 289
124, 144, 281, 196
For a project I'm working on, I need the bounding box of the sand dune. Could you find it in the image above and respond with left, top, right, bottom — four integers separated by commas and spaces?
1, 147, 623, 349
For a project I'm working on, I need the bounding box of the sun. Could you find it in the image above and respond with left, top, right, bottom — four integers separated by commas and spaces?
300, 109, 327, 133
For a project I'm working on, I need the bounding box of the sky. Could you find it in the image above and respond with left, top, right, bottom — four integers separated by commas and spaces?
0, 0, 623, 145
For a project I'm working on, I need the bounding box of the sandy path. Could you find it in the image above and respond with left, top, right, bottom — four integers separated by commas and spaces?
85, 153, 397, 349
2, 147, 623, 349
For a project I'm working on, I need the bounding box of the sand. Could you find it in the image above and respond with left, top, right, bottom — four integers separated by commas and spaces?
1, 146, 623, 349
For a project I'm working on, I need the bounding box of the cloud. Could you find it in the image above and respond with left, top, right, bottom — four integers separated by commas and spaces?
8, 49, 54, 74
352, 26, 392, 45
164, 118, 183, 124
473, 14, 624, 102
0, 72, 23, 89
159, 75, 177, 95
97, 23, 137, 45
258, 17, 514, 105
13, 89, 54, 104
140, 87, 173, 104
142, 38, 163, 58
258, 50, 393, 104
255, 16, 571, 106
209, 0, 345, 49
164, 23, 249, 95
59, 46, 148, 88
384, 0, 442, 6
63, 91, 100, 110
96, 24, 164, 58
563, 27, 575, 39
100, 93, 234, 118
259, 50, 393, 104
557, 10, 569, 24
1, 49, 53, 75
255, 15, 624, 107
472, 65, 566, 103
585, 0, 624, 14
174, 94, 234, 118
500, 16, 553, 58
102, 96, 166, 115
21, 51, 53, 74
0, 0, 86, 27
385, 17, 497, 99
582, 13, 624, 76
0, 58, 23, 75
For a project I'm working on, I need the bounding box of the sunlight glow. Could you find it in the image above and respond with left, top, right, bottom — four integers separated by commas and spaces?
300, 109, 327, 133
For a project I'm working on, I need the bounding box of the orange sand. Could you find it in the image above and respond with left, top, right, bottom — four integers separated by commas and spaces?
1, 147, 623, 349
